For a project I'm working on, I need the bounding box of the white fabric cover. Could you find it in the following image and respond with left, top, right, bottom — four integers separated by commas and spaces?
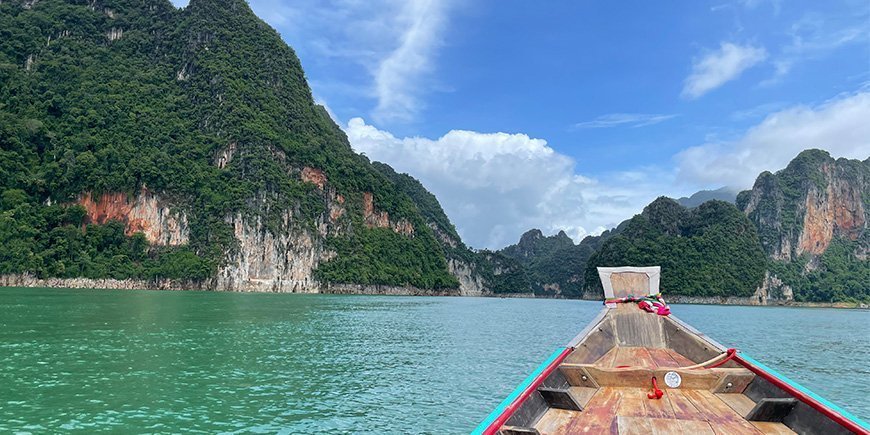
597, 266, 661, 303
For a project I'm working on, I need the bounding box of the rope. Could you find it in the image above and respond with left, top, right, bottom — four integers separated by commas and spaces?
681, 348, 737, 370
605, 293, 671, 316
647, 377, 663, 400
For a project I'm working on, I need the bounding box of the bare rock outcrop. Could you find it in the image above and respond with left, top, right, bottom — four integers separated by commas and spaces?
215, 212, 335, 292
78, 189, 189, 246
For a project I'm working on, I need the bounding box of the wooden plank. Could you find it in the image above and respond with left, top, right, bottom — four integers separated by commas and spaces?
667, 389, 705, 420
618, 416, 716, 435
567, 307, 610, 348
532, 408, 577, 435
711, 369, 755, 393
559, 365, 599, 388
647, 348, 679, 368
578, 366, 723, 389
662, 319, 722, 364
682, 389, 762, 435
613, 387, 675, 420
560, 387, 620, 434
643, 389, 676, 419
616, 415, 654, 434
664, 349, 696, 367
568, 387, 598, 409
716, 393, 756, 417
750, 422, 797, 434
615, 388, 646, 418
499, 425, 540, 435
667, 419, 717, 434
613, 347, 656, 368
613, 310, 666, 348
610, 272, 650, 298
538, 387, 583, 411
595, 347, 619, 368
745, 398, 797, 422
565, 317, 616, 365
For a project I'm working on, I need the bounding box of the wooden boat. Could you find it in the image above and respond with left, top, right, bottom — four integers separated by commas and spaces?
474, 266, 869, 435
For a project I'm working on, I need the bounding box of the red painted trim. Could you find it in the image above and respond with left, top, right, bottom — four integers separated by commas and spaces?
482, 347, 573, 435
733, 354, 868, 434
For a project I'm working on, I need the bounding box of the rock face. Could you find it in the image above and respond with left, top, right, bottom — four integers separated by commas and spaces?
448, 259, 487, 296
362, 192, 414, 235
739, 150, 868, 261
754, 271, 794, 304
78, 189, 189, 246
215, 212, 335, 292
737, 150, 869, 303
797, 171, 865, 256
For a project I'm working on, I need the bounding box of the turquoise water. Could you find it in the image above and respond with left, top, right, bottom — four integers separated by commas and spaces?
0, 288, 867, 433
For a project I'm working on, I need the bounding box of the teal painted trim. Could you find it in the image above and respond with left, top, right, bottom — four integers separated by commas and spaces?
471, 347, 567, 435
740, 352, 869, 431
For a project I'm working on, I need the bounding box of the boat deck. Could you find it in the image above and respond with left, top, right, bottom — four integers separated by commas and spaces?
533, 387, 796, 434
594, 346, 695, 369
504, 305, 802, 434
482, 268, 865, 435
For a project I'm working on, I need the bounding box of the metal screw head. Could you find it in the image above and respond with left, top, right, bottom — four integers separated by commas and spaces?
726, 382, 733, 389
581, 375, 588, 381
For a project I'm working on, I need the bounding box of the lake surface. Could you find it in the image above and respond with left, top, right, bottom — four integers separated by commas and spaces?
0, 288, 867, 433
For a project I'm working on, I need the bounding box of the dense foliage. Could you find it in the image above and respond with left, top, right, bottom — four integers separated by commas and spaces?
584, 198, 767, 298
0, 190, 211, 280
767, 238, 869, 303
0, 0, 456, 288
498, 229, 616, 297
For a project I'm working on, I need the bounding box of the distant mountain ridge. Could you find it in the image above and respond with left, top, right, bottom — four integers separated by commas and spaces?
676, 187, 738, 208
504, 150, 868, 304
0, 2, 864, 303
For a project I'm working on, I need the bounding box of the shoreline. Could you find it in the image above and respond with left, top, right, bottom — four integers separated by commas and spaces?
0, 275, 865, 309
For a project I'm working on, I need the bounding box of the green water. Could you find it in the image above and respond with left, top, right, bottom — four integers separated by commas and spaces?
0, 288, 867, 433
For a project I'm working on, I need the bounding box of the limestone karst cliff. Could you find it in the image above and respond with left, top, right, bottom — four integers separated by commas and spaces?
738, 150, 868, 261
737, 150, 869, 302
506, 150, 867, 304
0, 0, 493, 293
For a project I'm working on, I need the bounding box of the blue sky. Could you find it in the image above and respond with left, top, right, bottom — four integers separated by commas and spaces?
173, 0, 870, 249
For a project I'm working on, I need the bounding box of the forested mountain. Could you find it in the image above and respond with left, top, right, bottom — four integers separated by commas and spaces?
736, 150, 869, 302
1, 1, 865, 302
0, 0, 496, 293
498, 228, 618, 298
509, 150, 868, 304
583, 198, 767, 299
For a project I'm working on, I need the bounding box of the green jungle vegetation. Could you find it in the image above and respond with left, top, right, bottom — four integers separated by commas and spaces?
499, 229, 616, 298
0, 0, 457, 288
767, 238, 870, 303
584, 198, 768, 298
1, 1, 865, 301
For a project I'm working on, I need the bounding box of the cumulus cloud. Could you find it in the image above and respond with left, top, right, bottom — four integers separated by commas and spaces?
346, 118, 665, 249
676, 91, 870, 188
172, 0, 451, 124
682, 42, 768, 99
572, 113, 678, 129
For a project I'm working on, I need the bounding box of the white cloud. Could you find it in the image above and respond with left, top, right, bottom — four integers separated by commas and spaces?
762, 15, 869, 85
573, 113, 678, 129
170, 0, 451, 125
676, 91, 870, 188
682, 42, 768, 99
372, 0, 450, 124
346, 118, 666, 249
